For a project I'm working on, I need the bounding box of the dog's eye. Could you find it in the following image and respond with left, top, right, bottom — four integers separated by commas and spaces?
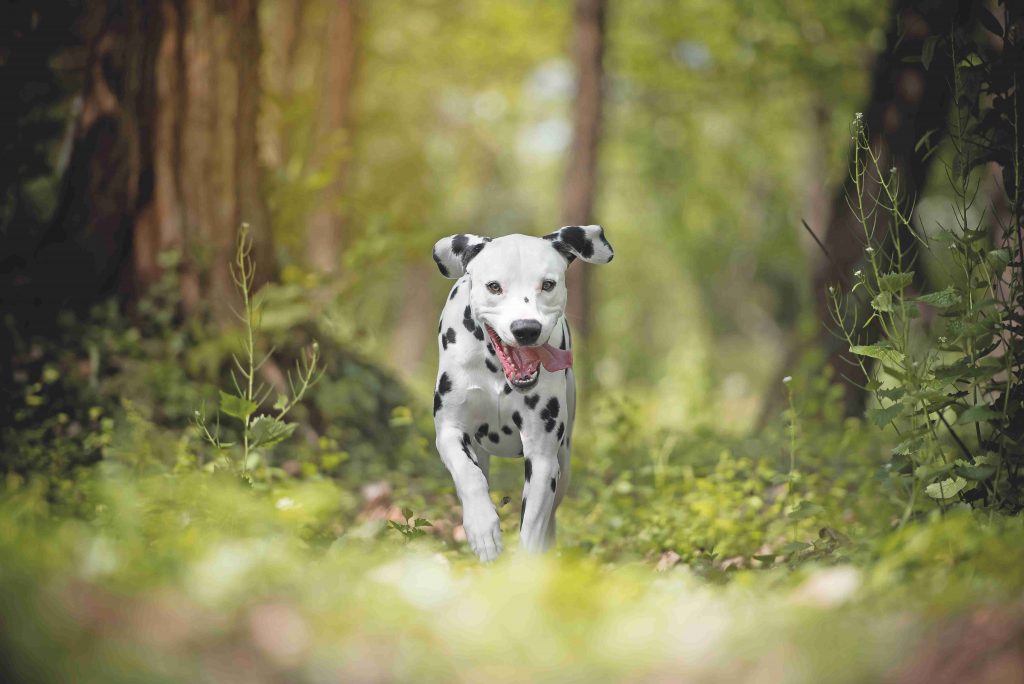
541, 279, 556, 292
486, 281, 503, 295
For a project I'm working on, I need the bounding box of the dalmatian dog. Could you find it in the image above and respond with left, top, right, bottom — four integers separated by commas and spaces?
431, 225, 614, 561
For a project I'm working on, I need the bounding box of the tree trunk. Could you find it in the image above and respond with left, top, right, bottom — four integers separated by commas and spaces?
23, 0, 274, 324
560, 0, 605, 340
804, 0, 965, 414
306, 0, 358, 275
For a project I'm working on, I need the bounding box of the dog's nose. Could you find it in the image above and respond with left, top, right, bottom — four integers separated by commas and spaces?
510, 319, 542, 345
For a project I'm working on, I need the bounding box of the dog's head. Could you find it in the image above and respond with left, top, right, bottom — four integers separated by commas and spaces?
432, 226, 613, 389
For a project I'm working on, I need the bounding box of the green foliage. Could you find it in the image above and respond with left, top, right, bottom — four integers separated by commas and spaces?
193, 225, 324, 479
829, 18, 1024, 514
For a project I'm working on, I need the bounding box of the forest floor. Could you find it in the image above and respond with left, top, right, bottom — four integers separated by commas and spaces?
2, 311, 1023, 683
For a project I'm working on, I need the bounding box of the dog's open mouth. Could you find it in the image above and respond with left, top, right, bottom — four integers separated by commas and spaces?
485, 325, 573, 391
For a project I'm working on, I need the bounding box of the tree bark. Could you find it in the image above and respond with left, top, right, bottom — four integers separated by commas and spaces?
306, 0, 358, 275
560, 0, 605, 340
22, 0, 275, 324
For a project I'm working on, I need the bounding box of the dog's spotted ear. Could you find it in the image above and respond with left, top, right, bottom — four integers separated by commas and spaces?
542, 225, 614, 265
432, 234, 491, 278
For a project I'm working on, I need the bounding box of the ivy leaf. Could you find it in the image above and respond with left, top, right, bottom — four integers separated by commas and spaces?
878, 271, 914, 293
877, 387, 905, 402
915, 287, 961, 309
956, 404, 1000, 424
248, 415, 298, 449
867, 403, 903, 428
219, 391, 258, 421
925, 477, 967, 500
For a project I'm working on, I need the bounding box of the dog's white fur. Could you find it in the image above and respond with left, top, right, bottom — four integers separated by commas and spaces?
431, 227, 613, 561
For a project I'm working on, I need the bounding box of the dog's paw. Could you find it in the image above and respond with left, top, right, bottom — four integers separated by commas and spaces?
463, 505, 503, 562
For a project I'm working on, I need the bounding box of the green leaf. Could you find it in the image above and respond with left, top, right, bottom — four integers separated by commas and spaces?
877, 387, 905, 402
957, 464, 996, 481
401, 507, 414, 521
921, 35, 938, 70
778, 541, 811, 555
925, 477, 967, 500
986, 248, 1010, 272
892, 437, 923, 457
878, 271, 914, 293
219, 391, 258, 421
248, 416, 298, 449
273, 394, 288, 411
413, 518, 432, 528
915, 287, 961, 309
850, 344, 904, 366
871, 291, 893, 312
867, 403, 903, 428
787, 501, 825, 520
956, 404, 1001, 425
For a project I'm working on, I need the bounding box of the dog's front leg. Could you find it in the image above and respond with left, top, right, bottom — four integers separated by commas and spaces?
519, 436, 562, 554
436, 426, 502, 562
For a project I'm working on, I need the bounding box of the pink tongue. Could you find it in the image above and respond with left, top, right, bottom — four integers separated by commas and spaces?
518, 344, 573, 372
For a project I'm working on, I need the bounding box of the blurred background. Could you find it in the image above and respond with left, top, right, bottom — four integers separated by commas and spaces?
2, 0, 905, 431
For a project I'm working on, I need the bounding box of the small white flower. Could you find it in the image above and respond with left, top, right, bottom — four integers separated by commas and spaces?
890, 166, 897, 174
828, 285, 835, 294
783, 376, 792, 384
865, 247, 875, 254
854, 270, 863, 278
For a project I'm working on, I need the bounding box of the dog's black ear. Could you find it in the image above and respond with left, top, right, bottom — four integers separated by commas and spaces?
432, 233, 491, 278
542, 225, 614, 265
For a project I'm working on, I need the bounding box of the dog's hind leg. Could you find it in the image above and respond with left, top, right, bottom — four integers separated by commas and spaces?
436, 426, 502, 562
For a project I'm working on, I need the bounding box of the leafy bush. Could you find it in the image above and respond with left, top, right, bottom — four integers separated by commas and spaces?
831, 23, 1023, 514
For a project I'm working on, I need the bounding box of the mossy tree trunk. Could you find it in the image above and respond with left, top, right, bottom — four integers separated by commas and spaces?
28, 0, 275, 324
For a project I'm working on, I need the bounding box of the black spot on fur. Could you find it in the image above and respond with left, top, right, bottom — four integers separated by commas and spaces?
556, 422, 565, 441
504, 384, 513, 394
525, 459, 532, 482
445, 328, 456, 348
523, 297, 529, 303
463, 317, 476, 333
433, 250, 450, 277
544, 419, 557, 432
501, 425, 513, 435
448, 285, 459, 301
463, 305, 472, 319
433, 392, 442, 415
512, 411, 522, 428
524, 394, 540, 410
544, 397, 560, 418
473, 326, 485, 340
485, 358, 499, 373
520, 498, 527, 527
437, 372, 452, 395
462, 242, 486, 267
475, 423, 489, 442
550, 477, 557, 492
489, 432, 499, 443
451, 234, 468, 256
560, 226, 594, 259
486, 343, 495, 356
